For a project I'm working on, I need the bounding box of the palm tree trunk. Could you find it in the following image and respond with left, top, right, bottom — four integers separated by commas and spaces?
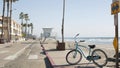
30, 23, 33, 35
25, 20, 27, 38
21, 19, 23, 34
1, 0, 6, 38
31, 27, 33, 35
24, 14, 29, 39
28, 27, 30, 38
9, 0, 12, 41
7, 0, 10, 42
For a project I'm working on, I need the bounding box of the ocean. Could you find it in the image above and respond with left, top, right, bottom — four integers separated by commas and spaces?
57, 37, 115, 45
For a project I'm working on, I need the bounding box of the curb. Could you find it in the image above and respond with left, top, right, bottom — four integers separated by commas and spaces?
41, 44, 55, 68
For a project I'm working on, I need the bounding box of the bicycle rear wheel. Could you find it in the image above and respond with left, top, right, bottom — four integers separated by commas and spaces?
66, 49, 82, 65
92, 49, 108, 67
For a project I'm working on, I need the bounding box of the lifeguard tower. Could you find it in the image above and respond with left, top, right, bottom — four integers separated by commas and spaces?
42, 28, 52, 38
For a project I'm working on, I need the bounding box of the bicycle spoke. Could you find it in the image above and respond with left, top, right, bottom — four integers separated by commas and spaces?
92, 49, 108, 67
66, 50, 82, 65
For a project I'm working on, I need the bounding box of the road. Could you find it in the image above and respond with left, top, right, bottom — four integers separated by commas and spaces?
2, 41, 51, 68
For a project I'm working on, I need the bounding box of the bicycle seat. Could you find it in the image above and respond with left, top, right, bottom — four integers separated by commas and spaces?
88, 45, 95, 49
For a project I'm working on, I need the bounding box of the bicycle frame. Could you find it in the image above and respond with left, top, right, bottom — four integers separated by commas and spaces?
74, 34, 93, 59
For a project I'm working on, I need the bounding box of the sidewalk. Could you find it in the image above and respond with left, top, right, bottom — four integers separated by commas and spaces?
0, 40, 34, 68
41, 39, 116, 68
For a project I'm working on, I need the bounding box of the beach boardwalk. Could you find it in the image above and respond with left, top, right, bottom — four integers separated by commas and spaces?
41, 38, 116, 68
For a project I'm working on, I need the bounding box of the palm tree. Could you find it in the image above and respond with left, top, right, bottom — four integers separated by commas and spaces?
19, 12, 24, 24
10, 0, 18, 41
27, 23, 33, 38
1, 0, 18, 42
30, 23, 33, 35
19, 12, 24, 34
27, 24, 31, 38
24, 14, 29, 38
5, 1, 10, 20
23, 23, 27, 32
1, 0, 6, 39
5, 0, 10, 42
21, 23, 27, 37
21, 23, 24, 32
4, 0, 18, 42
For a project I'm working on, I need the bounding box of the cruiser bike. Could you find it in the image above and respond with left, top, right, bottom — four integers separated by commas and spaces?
66, 34, 108, 67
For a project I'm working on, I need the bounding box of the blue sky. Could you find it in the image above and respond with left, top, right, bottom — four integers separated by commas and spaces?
0, 0, 117, 37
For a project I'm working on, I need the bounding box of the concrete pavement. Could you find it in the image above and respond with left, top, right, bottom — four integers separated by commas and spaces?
41, 39, 117, 68
3, 41, 48, 68
0, 40, 34, 68
0, 38, 117, 68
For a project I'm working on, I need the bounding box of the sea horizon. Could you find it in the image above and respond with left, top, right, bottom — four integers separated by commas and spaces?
56, 37, 119, 45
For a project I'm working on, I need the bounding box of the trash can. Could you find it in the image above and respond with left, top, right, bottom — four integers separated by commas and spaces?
56, 40, 65, 50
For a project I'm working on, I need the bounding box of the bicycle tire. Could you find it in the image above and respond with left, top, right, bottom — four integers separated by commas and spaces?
66, 49, 82, 65
92, 49, 108, 67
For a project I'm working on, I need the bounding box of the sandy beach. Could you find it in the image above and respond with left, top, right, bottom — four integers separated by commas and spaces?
44, 38, 116, 58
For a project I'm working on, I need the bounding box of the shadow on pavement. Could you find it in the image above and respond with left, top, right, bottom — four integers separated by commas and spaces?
107, 57, 120, 62
52, 63, 97, 68
44, 57, 53, 68
45, 49, 59, 52
53, 65, 96, 68
45, 49, 71, 52
74, 66, 96, 68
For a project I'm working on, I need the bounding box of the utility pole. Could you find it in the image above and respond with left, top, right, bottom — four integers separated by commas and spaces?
62, 0, 65, 43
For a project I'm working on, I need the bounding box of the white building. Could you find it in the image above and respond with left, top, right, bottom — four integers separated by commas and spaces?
0, 17, 22, 42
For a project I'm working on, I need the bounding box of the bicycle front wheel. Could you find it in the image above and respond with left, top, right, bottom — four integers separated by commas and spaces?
92, 49, 108, 67
66, 49, 82, 65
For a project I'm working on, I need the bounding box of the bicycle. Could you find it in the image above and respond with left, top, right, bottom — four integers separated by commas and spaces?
66, 34, 108, 67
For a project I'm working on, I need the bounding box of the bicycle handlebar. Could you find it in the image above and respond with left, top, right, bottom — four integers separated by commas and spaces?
74, 33, 79, 38
74, 33, 80, 42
